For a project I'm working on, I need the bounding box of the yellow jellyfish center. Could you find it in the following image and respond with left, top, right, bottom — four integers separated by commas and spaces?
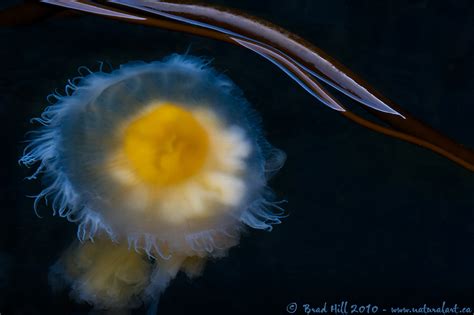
123, 103, 209, 186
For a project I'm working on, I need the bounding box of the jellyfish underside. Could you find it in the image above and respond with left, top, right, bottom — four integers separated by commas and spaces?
21, 55, 286, 311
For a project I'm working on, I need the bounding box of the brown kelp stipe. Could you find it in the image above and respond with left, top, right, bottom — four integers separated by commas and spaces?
3, 0, 474, 172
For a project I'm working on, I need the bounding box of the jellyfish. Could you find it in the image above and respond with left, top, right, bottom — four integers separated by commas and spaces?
20, 54, 285, 311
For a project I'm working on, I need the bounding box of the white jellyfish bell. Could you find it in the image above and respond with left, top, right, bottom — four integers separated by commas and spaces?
20, 54, 286, 310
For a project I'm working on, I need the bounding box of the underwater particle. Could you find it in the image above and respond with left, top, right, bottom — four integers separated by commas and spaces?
20, 54, 285, 311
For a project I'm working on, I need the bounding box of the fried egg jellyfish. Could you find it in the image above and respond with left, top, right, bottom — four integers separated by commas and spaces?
20, 54, 285, 312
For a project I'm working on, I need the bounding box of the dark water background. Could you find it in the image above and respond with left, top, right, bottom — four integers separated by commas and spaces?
1, 0, 473, 314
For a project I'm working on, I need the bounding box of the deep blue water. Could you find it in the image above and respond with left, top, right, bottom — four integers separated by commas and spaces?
0, 0, 473, 314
